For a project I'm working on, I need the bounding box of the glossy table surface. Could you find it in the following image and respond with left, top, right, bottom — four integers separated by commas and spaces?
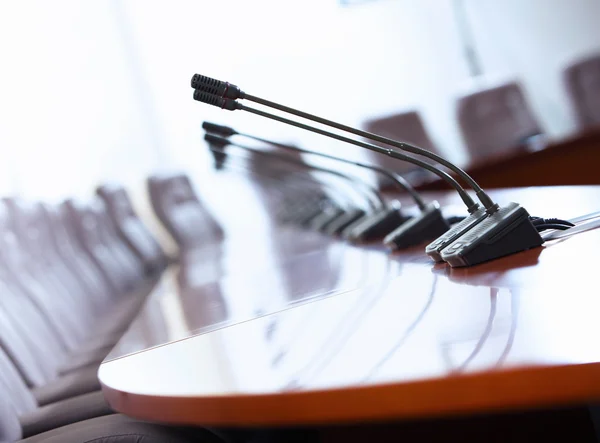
100, 185, 600, 426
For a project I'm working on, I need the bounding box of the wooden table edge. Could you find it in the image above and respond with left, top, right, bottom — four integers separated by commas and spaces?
100, 361, 600, 427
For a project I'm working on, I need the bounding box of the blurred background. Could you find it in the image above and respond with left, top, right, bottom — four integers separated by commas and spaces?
0, 0, 598, 208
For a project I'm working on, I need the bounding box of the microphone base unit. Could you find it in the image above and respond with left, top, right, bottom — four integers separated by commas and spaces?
383, 202, 450, 251
287, 199, 328, 226
323, 209, 367, 236
345, 205, 411, 243
440, 202, 544, 267
425, 207, 488, 262
309, 207, 346, 231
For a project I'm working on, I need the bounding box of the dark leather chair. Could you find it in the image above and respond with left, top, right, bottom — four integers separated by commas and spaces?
564, 53, 600, 130
96, 184, 168, 275
147, 173, 223, 250
0, 197, 160, 402
456, 81, 544, 164
362, 111, 440, 187
0, 347, 223, 441
60, 199, 141, 297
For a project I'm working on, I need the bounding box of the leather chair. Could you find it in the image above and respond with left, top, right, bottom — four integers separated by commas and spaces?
96, 184, 168, 275
0, 341, 113, 438
0, 200, 150, 406
362, 111, 439, 187
60, 200, 141, 297
147, 173, 223, 250
564, 53, 600, 130
0, 349, 223, 442
0, 269, 103, 405
3, 200, 129, 350
456, 81, 544, 164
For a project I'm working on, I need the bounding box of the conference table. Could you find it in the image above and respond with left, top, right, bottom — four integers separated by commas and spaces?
99, 186, 600, 440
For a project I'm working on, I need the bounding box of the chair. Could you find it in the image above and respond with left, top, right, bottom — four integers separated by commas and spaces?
61, 199, 142, 296
96, 184, 168, 275
147, 173, 224, 250
0, 200, 138, 406
456, 81, 543, 164
362, 111, 439, 187
564, 53, 600, 130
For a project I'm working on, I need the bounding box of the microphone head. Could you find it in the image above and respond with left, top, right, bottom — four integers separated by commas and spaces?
383, 202, 450, 251
191, 74, 243, 99
193, 90, 240, 111
202, 122, 237, 137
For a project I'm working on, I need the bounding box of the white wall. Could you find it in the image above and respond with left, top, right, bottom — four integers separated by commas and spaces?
0, 1, 164, 202
464, 0, 600, 138
0, 0, 598, 205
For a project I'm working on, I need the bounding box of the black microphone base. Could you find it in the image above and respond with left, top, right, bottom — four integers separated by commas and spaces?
383, 202, 450, 250
425, 207, 488, 262
310, 207, 345, 231
345, 206, 411, 243
323, 209, 366, 236
440, 202, 544, 267
287, 203, 323, 226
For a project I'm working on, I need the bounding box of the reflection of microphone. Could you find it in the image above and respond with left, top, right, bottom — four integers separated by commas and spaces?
203, 122, 424, 241
208, 142, 363, 230
204, 133, 382, 233
202, 122, 425, 208
192, 75, 545, 267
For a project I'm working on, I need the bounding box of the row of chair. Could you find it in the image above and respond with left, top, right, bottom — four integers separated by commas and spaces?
364, 53, 600, 181
0, 182, 227, 442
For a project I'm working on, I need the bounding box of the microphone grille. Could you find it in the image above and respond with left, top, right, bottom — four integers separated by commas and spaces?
190, 73, 243, 99
194, 90, 223, 106
193, 90, 239, 111
191, 74, 225, 96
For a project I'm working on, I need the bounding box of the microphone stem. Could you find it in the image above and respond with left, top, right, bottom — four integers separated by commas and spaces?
243, 94, 496, 213
240, 104, 479, 213
243, 134, 428, 211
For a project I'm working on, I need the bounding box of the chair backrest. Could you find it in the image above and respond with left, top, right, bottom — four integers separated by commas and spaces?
3, 199, 90, 313
0, 293, 50, 388
0, 201, 81, 354
564, 53, 600, 130
0, 345, 37, 416
363, 111, 438, 174
41, 202, 112, 307
0, 394, 22, 442
96, 184, 167, 274
0, 274, 63, 383
90, 199, 144, 280
456, 81, 543, 163
147, 173, 223, 249
61, 199, 135, 295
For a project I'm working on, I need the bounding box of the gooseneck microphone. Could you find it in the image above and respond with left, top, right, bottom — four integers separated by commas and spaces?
205, 133, 384, 233
191, 74, 545, 267
191, 74, 496, 212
